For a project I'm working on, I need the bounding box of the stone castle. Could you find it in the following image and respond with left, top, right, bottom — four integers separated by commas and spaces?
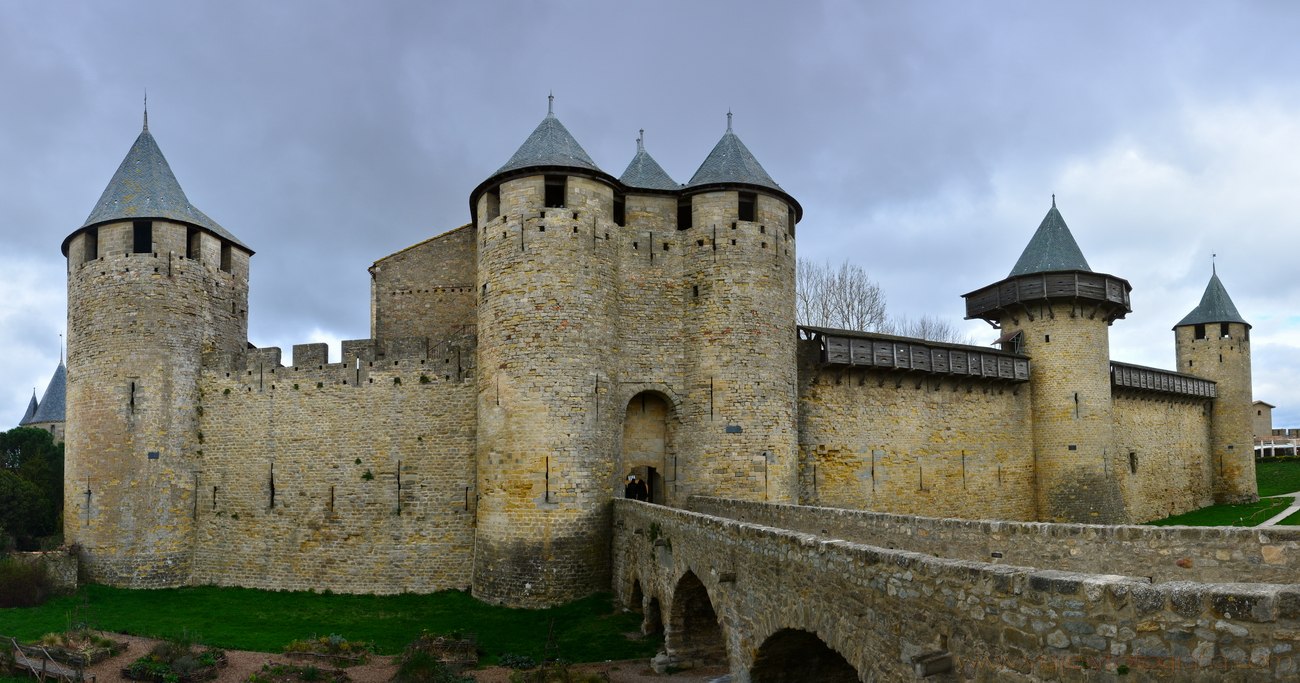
60, 101, 1256, 608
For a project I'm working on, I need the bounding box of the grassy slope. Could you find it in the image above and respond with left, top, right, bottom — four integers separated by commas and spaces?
1144, 497, 1291, 526
0, 586, 656, 664
1256, 459, 1300, 497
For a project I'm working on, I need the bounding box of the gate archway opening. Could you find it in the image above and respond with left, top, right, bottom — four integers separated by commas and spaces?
665, 571, 725, 669
619, 391, 673, 504
750, 628, 859, 682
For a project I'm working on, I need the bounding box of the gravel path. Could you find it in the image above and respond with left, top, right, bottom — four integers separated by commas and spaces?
77, 633, 727, 683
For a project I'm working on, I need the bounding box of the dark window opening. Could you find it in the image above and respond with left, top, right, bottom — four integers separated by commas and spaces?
84, 228, 98, 262
133, 220, 152, 254
738, 192, 756, 222
1044, 334, 1051, 343
1129, 452, 1138, 474
186, 227, 201, 260
632, 241, 638, 250
663, 243, 669, 251
220, 242, 232, 273
544, 175, 566, 208
788, 207, 796, 232
1220, 322, 1230, 339
693, 285, 699, 297
1194, 324, 1206, 340
1067, 444, 1077, 451
613, 195, 626, 226
485, 188, 500, 221
677, 197, 693, 229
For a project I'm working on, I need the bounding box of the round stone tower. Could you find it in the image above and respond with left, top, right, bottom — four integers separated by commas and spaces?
469, 99, 621, 606
963, 200, 1131, 523
677, 114, 802, 503
62, 114, 251, 586
1174, 268, 1257, 503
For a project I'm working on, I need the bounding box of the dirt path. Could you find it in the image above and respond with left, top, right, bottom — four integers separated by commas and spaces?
77, 633, 729, 683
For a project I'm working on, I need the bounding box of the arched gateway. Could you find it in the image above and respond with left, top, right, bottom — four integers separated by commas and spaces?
619, 391, 672, 503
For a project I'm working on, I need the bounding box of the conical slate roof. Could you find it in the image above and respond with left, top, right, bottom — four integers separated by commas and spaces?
686, 114, 783, 193
1008, 199, 1092, 277
18, 391, 37, 425
74, 119, 248, 252
1176, 270, 1250, 328
28, 361, 65, 424
619, 133, 679, 191
492, 101, 604, 177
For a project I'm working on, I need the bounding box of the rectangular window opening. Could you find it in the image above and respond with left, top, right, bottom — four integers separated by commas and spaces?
738, 192, 756, 222
544, 175, 566, 208
1220, 322, 1230, 339
677, 197, 693, 229
186, 227, 201, 260
613, 195, 626, 226
1194, 324, 1206, 340
133, 220, 152, 254
1129, 451, 1138, 474
220, 242, 233, 273
84, 228, 99, 263
485, 188, 500, 221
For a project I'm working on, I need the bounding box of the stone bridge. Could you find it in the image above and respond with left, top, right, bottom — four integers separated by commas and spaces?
611, 498, 1300, 681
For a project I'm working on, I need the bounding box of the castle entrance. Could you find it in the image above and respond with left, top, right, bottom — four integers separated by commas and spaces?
620, 392, 672, 504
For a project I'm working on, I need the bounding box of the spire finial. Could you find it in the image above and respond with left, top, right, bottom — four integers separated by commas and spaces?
637, 129, 645, 151
1051, 193, 1056, 208
726, 110, 733, 132
143, 89, 149, 132
1212, 253, 1217, 275
547, 91, 554, 116
60, 332, 64, 365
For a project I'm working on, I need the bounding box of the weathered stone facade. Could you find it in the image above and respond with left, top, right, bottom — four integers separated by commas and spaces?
61, 105, 1258, 650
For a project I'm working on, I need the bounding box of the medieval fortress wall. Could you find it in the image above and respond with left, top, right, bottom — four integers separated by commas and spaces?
61, 109, 1259, 616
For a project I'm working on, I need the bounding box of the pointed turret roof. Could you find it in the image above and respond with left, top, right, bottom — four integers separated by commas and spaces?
66, 113, 248, 254
1008, 198, 1092, 276
1176, 269, 1250, 329
685, 113, 784, 193
492, 96, 604, 177
619, 131, 679, 191
27, 360, 65, 424
18, 390, 38, 425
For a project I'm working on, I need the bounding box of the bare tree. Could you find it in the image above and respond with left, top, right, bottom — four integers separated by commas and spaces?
883, 314, 976, 345
797, 258, 975, 344
796, 258, 888, 331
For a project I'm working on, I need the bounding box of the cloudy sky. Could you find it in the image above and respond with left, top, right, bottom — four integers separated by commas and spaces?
4, 1, 1300, 427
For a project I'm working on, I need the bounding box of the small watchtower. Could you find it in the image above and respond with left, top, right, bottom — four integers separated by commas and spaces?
963, 199, 1132, 522
1174, 268, 1257, 503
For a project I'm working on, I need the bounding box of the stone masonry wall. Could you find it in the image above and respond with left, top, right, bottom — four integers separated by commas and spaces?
370, 224, 477, 346
688, 497, 1300, 584
192, 356, 476, 593
616, 500, 1300, 680
796, 340, 1037, 520
1114, 393, 1215, 523
64, 219, 248, 588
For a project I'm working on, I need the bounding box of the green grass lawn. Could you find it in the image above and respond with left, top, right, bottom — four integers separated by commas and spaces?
1145, 496, 1292, 526
1256, 459, 1300, 497
0, 585, 657, 664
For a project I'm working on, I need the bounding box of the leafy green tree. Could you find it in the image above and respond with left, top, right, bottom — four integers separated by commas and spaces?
0, 427, 63, 549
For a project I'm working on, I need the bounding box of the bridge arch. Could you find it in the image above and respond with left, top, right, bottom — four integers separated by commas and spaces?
749, 628, 860, 682
664, 570, 726, 669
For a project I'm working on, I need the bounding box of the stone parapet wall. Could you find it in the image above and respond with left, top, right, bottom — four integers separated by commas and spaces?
1113, 394, 1215, 522
192, 365, 476, 594
689, 497, 1300, 584
797, 340, 1037, 520
616, 500, 1300, 680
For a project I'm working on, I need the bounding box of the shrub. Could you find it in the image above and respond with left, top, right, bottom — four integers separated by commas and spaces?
0, 556, 53, 607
